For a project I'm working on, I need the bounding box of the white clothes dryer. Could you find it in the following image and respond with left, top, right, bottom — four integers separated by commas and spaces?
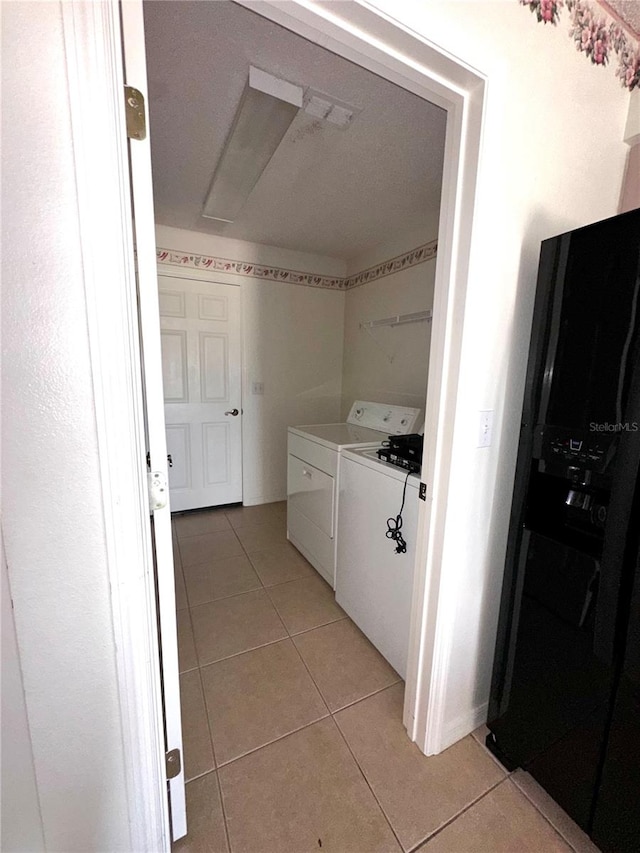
335, 447, 421, 678
287, 401, 420, 587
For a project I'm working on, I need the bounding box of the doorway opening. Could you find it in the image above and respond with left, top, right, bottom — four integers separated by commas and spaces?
129, 0, 485, 844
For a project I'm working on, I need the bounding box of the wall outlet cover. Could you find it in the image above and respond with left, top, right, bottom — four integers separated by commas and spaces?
477, 410, 494, 448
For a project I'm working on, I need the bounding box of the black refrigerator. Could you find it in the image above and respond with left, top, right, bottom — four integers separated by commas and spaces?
486, 208, 640, 852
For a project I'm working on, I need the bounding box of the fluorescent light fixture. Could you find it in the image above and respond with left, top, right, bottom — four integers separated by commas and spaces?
202, 66, 303, 223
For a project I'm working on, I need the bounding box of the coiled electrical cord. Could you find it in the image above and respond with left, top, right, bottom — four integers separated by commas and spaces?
386, 469, 411, 554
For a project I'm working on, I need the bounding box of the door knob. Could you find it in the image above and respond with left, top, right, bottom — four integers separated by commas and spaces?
225, 408, 240, 417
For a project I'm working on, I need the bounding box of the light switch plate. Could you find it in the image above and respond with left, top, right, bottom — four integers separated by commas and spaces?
477, 410, 494, 448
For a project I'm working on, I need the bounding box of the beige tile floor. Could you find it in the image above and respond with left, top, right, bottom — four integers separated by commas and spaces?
171, 501, 599, 853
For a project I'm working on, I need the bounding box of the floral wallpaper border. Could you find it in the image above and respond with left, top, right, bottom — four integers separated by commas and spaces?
520, 0, 640, 90
343, 240, 438, 289
156, 238, 438, 292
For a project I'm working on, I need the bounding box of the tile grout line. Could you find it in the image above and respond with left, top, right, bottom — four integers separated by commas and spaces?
187, 583, 267, 611
282, 620, 421, 853
230, 519, 303, 645
469, 727, 514, 775
214, 711, 332, 770
186, 516, 289, 670
189, 614, 221, 785
405, 776, 510, 853
198, 675, 232, 853
286, 623, 333, 713
328, 677, 404, 715
188, 507, 292, 818
187, 522, 231, 851
261, 578, 348, 641
177, 510, 575, 853
178, 518, 223, 777
214, 770, 233, 853
328, 713, 406, 852
197, 636, 291, 672
187, 508, 261, 853
182, 766, 216, 786
184, 566, 344, 612
176, 524, 240, 546
190, 521, 398, 781
183, 509, 407, 770
510, 774, 591, 853
175, 506, 424, 851
288, 613, 349, 638
198, 668, 404, 773
468, 731, 555, 810
198, 504, 340, 778
234, 523, 347, 759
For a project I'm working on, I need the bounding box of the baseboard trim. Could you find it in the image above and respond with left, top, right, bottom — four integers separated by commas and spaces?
439, 701, 489, 751
242, 493, 286, 507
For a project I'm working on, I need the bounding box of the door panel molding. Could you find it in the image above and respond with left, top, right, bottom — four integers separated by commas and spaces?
166, 424, 192, 490
198, 293, 228, 321
199, 333, 229, 402
161, 330, 189, 402
159, 289, 186, 318
203, 422, 230, 485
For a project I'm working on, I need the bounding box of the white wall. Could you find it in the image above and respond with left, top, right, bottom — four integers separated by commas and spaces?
155, 226, 346, 504
1, 542, 45, 852
341, 226, 438, 419
2, 3, 131, 849
620, 90, 640, 212
369, 0, 633, 743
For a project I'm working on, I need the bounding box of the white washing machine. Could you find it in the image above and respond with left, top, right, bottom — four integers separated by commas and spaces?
287, 401, 420, 588
335, 447, 421, 678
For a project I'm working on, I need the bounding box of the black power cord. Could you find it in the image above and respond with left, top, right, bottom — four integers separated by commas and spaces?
386, 469, 412, 554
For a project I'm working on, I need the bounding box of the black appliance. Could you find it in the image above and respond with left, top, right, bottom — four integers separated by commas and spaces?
377, 433, 423, 473
486, 208, 640, 852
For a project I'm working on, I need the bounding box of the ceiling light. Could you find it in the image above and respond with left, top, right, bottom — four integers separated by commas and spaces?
303, 88, 361, 129
202, 66, 303, 223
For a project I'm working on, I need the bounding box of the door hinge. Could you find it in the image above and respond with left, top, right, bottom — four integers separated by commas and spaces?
124, 85, 146, 140
165, 748, 181, 780
419, 482, 427, 501
148, 471, 168, 511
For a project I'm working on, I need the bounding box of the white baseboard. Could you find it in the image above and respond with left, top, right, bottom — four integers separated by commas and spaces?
439, 701, 489, 752
242, 493, 286, 507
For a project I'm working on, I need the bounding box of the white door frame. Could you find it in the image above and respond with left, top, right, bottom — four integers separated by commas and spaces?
60, 1, 170, 849
120, 1, 187, 837
65, 0, 485, 847
236, 1, 486, 754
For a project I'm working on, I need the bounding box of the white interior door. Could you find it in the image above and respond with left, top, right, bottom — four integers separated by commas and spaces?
158, 276, 243, 511
120, 2, 186, 842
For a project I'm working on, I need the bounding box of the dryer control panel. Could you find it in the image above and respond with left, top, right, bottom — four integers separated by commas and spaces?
347, 401, 421, 435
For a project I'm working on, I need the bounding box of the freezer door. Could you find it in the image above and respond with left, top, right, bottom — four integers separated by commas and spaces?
591, 539, 640, 852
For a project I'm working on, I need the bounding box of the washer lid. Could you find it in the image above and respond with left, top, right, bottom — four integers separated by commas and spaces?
288, 422, 387, 450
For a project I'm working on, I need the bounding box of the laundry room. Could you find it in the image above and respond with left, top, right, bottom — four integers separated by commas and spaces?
143, 0, 451, 844
145, 0, 446, 512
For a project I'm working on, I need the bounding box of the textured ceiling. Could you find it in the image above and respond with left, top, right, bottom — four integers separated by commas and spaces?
600, 1, 640, 38
143, 1, 446, 262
